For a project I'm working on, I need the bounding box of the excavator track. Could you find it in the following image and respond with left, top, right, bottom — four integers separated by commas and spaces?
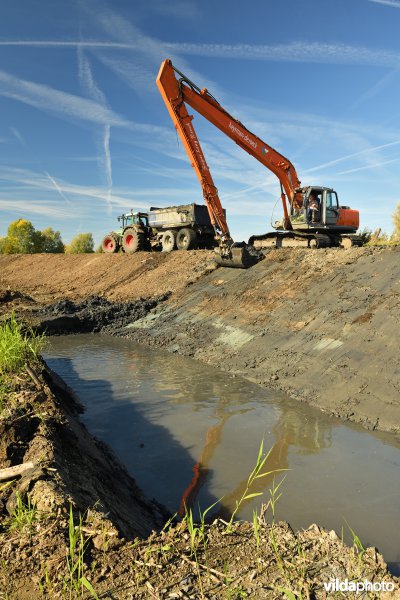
249, 231, 364, 249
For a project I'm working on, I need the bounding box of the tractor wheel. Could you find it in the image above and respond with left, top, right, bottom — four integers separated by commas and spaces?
102, 232, 119, 254
122, 228, 145, 254
161, 230, 176, 252
176, 228, 198, 250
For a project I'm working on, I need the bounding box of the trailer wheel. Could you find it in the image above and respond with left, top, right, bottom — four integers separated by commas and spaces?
176, 228, 197, 250
122, 228, 145, 254
161, 230, 176, 252
102, 233, 119, 254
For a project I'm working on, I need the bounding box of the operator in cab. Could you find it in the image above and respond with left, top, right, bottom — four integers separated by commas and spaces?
307, 193, 321, 223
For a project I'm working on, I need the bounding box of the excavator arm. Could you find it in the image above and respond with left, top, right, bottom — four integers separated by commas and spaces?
156, 61, 232, 247
156, 60, 304, 265
157, 60, 361, 259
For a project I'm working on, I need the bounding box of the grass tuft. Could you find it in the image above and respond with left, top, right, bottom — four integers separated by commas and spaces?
0, 312, 45, 375
64, 505, 99, 600
8, 492, 37, 531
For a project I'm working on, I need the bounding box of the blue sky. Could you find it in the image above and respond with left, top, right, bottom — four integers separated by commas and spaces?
1, 0, 400, 244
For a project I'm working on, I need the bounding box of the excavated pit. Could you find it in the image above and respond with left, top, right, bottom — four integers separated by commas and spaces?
4, 246, 398, 435
1, 248, 400, 597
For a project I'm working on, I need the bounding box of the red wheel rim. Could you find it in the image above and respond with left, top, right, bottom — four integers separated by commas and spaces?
125, 233, 135, 247
104, 237, 115, 251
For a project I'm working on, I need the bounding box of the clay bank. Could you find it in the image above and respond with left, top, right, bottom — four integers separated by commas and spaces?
3, 245, 397, 434
0, 246, 399, 598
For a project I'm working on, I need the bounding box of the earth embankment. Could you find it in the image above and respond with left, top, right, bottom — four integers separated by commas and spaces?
1, 246, 399, 433
0, 251, 217, 304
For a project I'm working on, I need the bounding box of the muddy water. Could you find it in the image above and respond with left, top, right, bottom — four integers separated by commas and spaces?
45, 334, 400, 573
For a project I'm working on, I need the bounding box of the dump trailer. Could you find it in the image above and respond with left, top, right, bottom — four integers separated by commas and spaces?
101, 203, 220, 254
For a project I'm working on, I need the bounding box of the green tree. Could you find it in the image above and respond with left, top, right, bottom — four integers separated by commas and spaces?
36, 227, 65, 253
65, 233, 94, 254
392, 202, 400, 243
0, 219, 39, 254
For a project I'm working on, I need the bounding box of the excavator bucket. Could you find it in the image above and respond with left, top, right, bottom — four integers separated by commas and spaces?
214, 242, 261, 269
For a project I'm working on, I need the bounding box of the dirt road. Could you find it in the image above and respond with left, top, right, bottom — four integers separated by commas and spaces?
1, 246, 399, 433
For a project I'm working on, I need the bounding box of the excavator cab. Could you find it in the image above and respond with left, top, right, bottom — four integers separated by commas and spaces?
290, 187, 359, 234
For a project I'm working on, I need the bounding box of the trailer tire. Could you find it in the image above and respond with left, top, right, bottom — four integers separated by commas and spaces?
162, 230, 176, 252
176, 228, 197, 250
122, 228, 145, 254
102, 233, 119, 254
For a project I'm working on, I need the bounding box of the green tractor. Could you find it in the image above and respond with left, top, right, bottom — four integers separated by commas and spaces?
101, 212, 150, 254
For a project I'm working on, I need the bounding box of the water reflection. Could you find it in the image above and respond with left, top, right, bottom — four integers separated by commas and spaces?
181, 402, 333, 519
44, 334, 400, 572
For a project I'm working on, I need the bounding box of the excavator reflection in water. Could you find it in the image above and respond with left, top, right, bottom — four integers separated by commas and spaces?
178, 401, 333, 520
126, 346, 333, 520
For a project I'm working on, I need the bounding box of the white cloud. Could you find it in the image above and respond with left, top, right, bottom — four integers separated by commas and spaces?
0, 68, 129, 127
368, 0, 400, 7
0, 199, 75, 219
164, 41, 400, 69
335, 157, 400, 175
147, 0, 201, 20
44, 171, 74, 207
306, 139, 400, 173
0, 166, 195, 212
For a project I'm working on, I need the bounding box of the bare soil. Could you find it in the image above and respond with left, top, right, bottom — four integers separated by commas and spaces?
120, 245, 400, 434
0, 251, 217, 305
2, 246, 397, 434
0, 363, 398, 599
1, 247, 400, 597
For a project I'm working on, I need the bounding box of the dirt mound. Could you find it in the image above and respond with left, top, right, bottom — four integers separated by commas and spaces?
0, 251, 216, 304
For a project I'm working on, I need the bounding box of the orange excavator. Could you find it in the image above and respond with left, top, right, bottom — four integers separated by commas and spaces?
156, 60, 361, 268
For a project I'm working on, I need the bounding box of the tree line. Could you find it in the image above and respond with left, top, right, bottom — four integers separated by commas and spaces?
0, 219, 96, 254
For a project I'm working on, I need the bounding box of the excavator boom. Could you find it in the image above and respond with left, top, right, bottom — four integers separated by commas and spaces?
157, 61, 266, 267
156, 60, 360, 264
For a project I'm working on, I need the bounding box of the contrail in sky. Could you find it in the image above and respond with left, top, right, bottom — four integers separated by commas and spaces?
0, 40, 400, 69
77, 45, 113, 208
45, 171, 74, 207
368, 0, 400, 7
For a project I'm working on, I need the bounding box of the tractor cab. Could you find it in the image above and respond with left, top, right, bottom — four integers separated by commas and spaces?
118, 212, 149, 230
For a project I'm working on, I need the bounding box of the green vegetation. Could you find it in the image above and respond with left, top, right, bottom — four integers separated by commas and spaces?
8, 493, 37, 531
0, 218, 97, 254
0, 312, 45, 375
362, 205, 400, 246
64, 506, 99, 600
0, 219, 64, 254
227, 439, 287, 530
65, 232, 94, 254
37, 227, 64, 253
